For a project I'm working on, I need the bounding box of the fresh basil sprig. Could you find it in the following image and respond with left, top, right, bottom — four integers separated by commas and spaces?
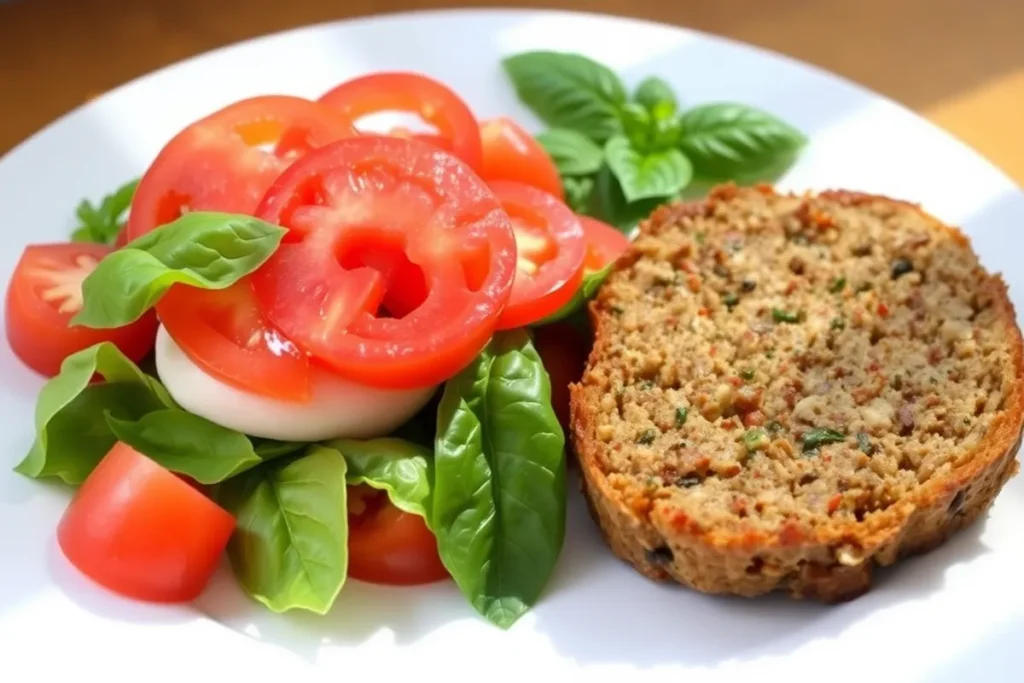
72, 211, 286, 329
433, 329, 567, 629
71, 178, 139, 245
502, 50, 806, 232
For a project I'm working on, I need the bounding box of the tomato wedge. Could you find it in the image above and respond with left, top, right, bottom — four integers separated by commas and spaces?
479, 117, 563, 198
580, 215, 631, 271
347, 485, 449, 586
251, 135, 516, 389
126, 95, 357, 241
57, 443, 235, 603
487, 181, 587, 330
318, 72, 482, 172
155, 280, 312, 402
5, 243, 158, 376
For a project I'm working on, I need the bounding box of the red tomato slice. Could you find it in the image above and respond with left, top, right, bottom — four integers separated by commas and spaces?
57, 442, 235, 603
318, 72, 483, 172
347, 485, 449, 586
155, 280, 312, 402
479, 117, 563, 199
5, 243, 158, 377
251, 135, 516, 389
126, 95, 357, 241
580, 215, 631, 271
487, 181, 587, 330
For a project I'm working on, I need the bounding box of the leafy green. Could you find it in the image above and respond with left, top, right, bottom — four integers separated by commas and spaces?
71, 178, 139, 245
433, 329, 567, 629
536, 261, 614, 325
604, 136, 692, 202
563, 176, 596, 214
72, 212, 286, 329
502, 51, 626, 142
802, 428, 846, 454
327, 437, 433, 520
106, 409, 262, 484
218, 444, 349, 615
633, 76, 677, 113
535, 129, 604, 176
678, 103, 806, 180
13, 343, 170, 484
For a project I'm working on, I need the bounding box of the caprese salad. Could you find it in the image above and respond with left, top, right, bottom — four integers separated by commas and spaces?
6, 50, 804, 629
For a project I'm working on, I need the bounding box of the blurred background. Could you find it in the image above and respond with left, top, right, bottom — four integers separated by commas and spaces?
1, 0, 1022, 184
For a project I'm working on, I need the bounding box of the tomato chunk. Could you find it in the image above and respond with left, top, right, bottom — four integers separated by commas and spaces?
580, 215, 631, 271
487, 181, 587, 330
126, 95, 357, 241
318, 72, 482, 172
347, 485, 449, 586
5, 243, 158, 376
479, 117, 563, 199
252, 135, 516, 389
57, 443, 236, 603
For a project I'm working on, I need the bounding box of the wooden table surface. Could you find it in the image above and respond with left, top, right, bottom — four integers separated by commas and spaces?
2, 0, 1023, 186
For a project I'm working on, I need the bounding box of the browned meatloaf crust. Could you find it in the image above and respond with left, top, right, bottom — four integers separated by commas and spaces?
569, 184, 1024, 602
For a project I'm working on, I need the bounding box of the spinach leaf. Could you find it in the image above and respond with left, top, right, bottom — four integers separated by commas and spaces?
251, 438, 306, 459
72, 211, 285, 328
14, 342, 169, 484
71, 178, 139, 245
106, 409, 262, 484
677, 103, 806, 180
327, 438, 433, 520
536, 261, 614, 325
535, 128, 604, 176
502, 51, 626, 142
218, 444, 349, 615
433, 329, 566, 629
604, 135, 693, 202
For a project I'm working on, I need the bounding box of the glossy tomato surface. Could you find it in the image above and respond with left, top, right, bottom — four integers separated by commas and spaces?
318, 72, 482, 172
252, 135, 517, 389
479, 117, 563, 198
580, 215, 631, 271
5, 243, 158, 376
57, 443, 236, 603
488, 181, 587, 330
347, 485, 449, 586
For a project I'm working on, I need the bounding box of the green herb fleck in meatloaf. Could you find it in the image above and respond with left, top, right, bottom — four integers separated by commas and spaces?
570, 184, 1024, 602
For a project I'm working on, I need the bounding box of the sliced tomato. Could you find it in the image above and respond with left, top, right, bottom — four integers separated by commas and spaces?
533, 322, 590, 435
318, 72, 482, 172
251, 135, 516, 389
57, 442, 235, 603
487, 181, 587, 330
155, 279, 312, 402
126, 95, 357, 241
347, 485, 448, 586
5, 243, 158, 377
479, 117, 563, 198
580, 215, 631, 271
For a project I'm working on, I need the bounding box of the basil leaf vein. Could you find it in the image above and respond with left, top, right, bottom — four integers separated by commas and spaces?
604, 135, 693, 202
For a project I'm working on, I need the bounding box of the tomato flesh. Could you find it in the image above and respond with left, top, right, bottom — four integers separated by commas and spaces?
318, 72, 482, 172
57, 443, 235, 603
347, 485, 448, 586
487, 181, 587, 330
252, 135, 517, 389
126, 95, 357, 241
5, 243, 158, 377
479, 117, 563, 199
580, 215, 631, 271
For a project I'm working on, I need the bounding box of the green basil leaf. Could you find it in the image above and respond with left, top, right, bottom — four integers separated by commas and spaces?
678, 103, 806, 180
604, 135, 693, 202
563, 176, 596, 215
536, 261, 615, 326
587, 165, 665, 234
633, 76, 678, 114
14, 342, 168, 484
71, 178, 139, 245
502, 51, 626, 142
105, 409, 262, 484
251, 438, 306, 460
72, 211, 286, 329
433, 329, 567, 629
535, 129, 604, 176
327, 438, 433, 521
218, 444, 349, 615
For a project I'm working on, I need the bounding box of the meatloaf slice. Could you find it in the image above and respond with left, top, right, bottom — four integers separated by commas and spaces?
570, 184, 1024, 602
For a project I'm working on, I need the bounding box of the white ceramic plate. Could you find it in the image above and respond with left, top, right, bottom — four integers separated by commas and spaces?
2, 9, 1022, 683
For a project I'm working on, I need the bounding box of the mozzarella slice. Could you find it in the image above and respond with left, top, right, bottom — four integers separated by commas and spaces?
154, 325, 437, 442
